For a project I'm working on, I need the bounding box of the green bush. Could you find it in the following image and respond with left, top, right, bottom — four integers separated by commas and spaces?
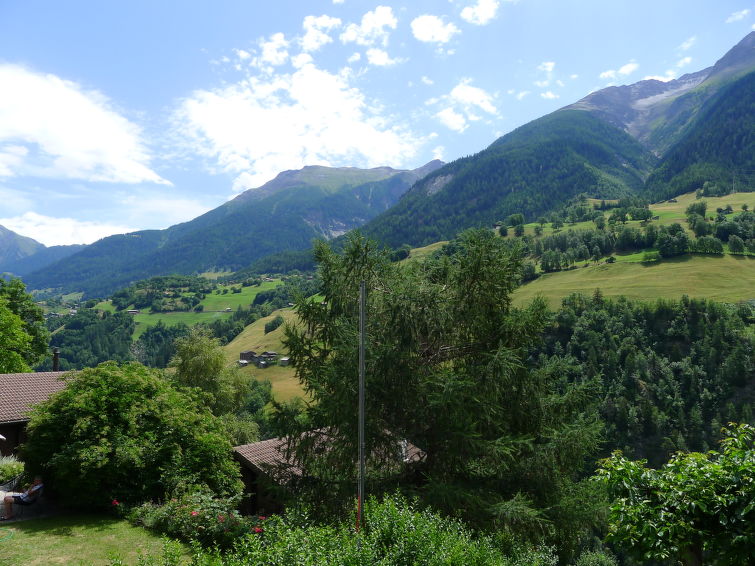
573, 550, 618, 566
264, 315, 284, 335
22, 362, 242, 509
129, 494, 558, 565
129, 488, 263, 549
0, 455, 24, 484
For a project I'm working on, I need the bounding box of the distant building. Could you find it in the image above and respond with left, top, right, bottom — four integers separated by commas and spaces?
126, 309, 140, 314
279, 357, 290, 367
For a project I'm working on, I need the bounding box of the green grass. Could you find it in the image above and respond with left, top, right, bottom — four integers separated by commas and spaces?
223, 308, 304, 402
514, 254, 755, 309
0, 514, 187, 566
199, 280, 280, 312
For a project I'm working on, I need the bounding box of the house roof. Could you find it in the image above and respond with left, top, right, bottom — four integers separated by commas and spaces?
0, 372, 69, 425
234, 437, 303, 476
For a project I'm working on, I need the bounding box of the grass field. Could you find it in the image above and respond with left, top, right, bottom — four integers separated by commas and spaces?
223, 308, 304, 402
0, 514, 186, 566
513, 254, 755, 308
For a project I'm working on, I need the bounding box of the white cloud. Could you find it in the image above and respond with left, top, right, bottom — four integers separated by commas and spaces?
0, 211, 136, 246
676, 56, 692, 69
258, 33, 289, 67
540, 91, 559, 99
570, 74, 579, 80
347, 52, 361, 63
366, 48, 402, 66
537, 61, 555, 74
430, 78, 497, 131
333, 0, 345, 4
600, 60, 639, 80
411, 15, 460, 43
118, 195, 211, 227
301, 15, 342, 52
679, 36, 696, 51
726, 9, 750, 23
340, 6, 397, 47
435, 107, 467, 132
515, 90, 530, 100
449, 80, 497, 115
174, 60, 421, 190
460, 0, 500, 25
432, 145, 445, 160
421, 76, 434, 85
0, 64, 167, 185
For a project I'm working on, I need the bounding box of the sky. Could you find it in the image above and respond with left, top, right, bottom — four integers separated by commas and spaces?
0, 1, 753, 246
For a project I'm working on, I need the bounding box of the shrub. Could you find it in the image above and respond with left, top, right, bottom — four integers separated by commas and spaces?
23, 362, 242, 509
264, 315, 284, 335
129, 488, 263, 549
130, 494, 558, 565
0, 455, 24, 484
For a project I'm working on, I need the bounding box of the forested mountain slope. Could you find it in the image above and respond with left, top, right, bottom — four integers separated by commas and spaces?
360, 110, 655, 248
643, 70, 755, 202
23, 162, 441, 297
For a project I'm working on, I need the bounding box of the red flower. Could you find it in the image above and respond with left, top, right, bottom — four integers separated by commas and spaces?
111, 499, 119, 506
253, 526, 264, 533
258, 516, 267, 521
191, 510, 199, 516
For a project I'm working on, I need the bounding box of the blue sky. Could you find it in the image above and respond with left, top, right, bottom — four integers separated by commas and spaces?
0, 0, 753, 246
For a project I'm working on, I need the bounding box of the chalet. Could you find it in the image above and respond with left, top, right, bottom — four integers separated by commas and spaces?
0, 372, 69, 456
126, 309, 140, 314
239, 351, 258, 362
279, 357, 290, 367
234, 431, 423, 514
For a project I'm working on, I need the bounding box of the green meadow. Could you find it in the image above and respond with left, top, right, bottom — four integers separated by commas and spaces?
513, 253, 755, 308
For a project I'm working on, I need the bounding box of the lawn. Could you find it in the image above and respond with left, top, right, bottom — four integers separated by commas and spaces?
513, 253, 755, 309
223, 308, 304, 402
0, 514, 186, 566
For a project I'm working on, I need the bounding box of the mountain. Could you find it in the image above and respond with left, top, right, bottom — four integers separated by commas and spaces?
566, 32, 755, 154
358, 33, 755, 249
0, 225, 85, 277
361, 110, 656, 248
23, 161, 443, 297
0, 225, 44, 267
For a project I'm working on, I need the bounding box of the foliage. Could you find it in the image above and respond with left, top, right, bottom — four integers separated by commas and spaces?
22, 362, 242, 509
0, 278, 49, 371
279, 230, 603, 554
170, 327, 250, 416
37, 309, 135, 370
264, 315, 285, 334
540, 293, 755, 465
0, 454, 24, 484
596, 423, 755, 565
129, 494, 558, 566
129, 487, 262, 549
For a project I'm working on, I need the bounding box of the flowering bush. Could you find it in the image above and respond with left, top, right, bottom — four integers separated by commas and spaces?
0, 455, 24, 484
128, 494, 558, 565
129, 488, 264, 549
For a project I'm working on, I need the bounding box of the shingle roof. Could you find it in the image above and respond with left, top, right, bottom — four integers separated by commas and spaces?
234, 437, 302, 476
0, 372, 69, 424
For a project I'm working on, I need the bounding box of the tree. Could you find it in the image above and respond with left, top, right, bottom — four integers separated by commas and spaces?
0, 297, 32, 372
514, 223, 525, 237
596, 424, 755, 566
22, 362, 242, 508
728, 234, 745, 253
0, 278, 49, 368
170, 327, 250, 416
280, 230, 602, 551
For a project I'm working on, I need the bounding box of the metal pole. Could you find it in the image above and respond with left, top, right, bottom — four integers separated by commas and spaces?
357, 280, 366, 533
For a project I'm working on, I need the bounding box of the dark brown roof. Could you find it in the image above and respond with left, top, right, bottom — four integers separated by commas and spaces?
234, 437, 302, 476
0, 372, 69, 424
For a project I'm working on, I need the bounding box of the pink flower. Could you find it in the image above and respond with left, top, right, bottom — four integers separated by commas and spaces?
111, 499, 119, 506
258, 516, 267, 521
191, 511, 199, 516
253, 526, 264, 534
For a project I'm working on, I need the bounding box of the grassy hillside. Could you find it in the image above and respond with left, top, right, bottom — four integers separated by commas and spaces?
223, 308, 303, 402
513, 254, 755, 308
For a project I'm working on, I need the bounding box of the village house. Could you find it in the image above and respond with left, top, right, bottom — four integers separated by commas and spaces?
0, 371, 69, 456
